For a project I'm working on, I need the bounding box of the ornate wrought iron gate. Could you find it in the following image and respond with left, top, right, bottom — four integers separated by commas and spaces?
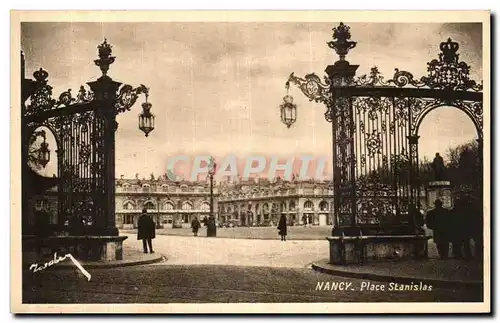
288, 23, 483, 235
22, 40, 151, 236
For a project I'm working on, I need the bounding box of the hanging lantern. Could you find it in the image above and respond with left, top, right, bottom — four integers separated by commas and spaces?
138, 101, 155, 137
280, 94, 297, 128
38, 139, 50, 167
208, 156, 217, 176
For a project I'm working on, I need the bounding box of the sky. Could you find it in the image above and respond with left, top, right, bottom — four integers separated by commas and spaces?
21, 22, 483, 179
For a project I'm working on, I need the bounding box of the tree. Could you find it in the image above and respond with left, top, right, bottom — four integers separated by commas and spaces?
445, 140, 481, 195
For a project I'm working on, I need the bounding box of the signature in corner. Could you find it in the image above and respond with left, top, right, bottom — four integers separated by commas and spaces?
29, 252, 92, 281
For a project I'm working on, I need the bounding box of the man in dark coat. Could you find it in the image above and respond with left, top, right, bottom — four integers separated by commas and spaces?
137, 208, 155, 253
191, 217, 201, 237
308, 214, 313, 227
426, 199, 450, 259
302, 214, 307, 227
278, 214, 288, 241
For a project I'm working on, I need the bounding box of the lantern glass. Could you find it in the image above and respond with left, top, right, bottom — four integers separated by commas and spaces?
280, 95, 297, 128
38, 141, 50, 167
139, 112, 155, 137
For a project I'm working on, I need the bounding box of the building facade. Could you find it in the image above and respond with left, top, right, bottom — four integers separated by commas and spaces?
115, 177, 219, 229
28, 177, 432, 232
217, 179, 334, 227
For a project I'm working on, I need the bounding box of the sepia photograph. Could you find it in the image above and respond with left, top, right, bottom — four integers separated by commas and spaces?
10, 10, 490, 314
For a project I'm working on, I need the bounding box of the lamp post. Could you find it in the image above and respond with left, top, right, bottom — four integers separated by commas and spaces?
207, 156, 217, 237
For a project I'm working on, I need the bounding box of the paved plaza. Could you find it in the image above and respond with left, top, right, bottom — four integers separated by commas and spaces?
23, 234, 483, 303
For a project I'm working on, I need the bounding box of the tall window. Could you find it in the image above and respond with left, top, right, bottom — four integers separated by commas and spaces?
124, 215, 134, 224
289, 201, 296, 211
281, 202, 287, 212
304, 200, 314, 211
319, 201, 328, 211
164, 201, 174, 211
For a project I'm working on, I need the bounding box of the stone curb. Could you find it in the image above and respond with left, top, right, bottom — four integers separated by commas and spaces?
28, 254, 166, 271
311, 261, 483, 290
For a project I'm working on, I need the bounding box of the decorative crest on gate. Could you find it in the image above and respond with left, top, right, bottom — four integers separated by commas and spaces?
355, 38, 483, 92
23, 39, 152, 119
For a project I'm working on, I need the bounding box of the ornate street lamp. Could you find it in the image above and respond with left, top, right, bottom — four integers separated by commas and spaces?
138, 93, 155, 137
207, 156, 217, 237
38, 138, 50, 167
22, 38, 153, 248
280, 83, 297, 128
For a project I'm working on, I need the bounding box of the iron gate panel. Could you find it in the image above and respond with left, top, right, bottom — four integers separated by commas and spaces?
287, 24, 483, 235
22, 42, 150, 235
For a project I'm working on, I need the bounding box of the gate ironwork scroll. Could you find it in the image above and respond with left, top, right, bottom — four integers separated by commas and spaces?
22, 40, 151, 236
287, 23, 483, 234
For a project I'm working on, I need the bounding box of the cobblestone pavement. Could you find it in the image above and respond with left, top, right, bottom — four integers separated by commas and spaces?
23, 265, 482, 303
23, 235, 481, 304
123, 233, 329, 268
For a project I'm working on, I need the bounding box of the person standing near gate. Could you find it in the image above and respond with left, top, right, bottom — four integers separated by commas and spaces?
277, 214, 288, 241
308, 214, 313, 227
137, 208, 155, 253
191, 216, 201, 237
425, 199, 450, 259
302, 214, 307, 227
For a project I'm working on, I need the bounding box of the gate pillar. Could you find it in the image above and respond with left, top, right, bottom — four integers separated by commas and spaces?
87, 76, 121, 236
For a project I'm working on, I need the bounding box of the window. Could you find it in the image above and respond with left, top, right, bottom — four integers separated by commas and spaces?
200, 202, 210, 211
124, 215, 134, 225
164, 201, 174, 210
161, 184, 169, 192
281, 202, 287, 212
122, 183, 130, 192
181, 201, 193, 211
35, 199, 48, 209
304, 200, 314, 211
142, 184, 150, 193
319, 201, 328, 211
289, 201, 296, 211
123, 201, 135, 210
144, 201, 156, 210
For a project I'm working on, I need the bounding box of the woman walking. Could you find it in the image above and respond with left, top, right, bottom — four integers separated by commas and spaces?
191, 216, 201, 237
278, 214, 288, 241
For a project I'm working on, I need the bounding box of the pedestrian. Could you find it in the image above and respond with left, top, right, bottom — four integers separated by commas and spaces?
302, 214, 307, 227
425, 199, 450, 259
277, 214, 288, 241
137, 208, 155, 253
191, 216, 201, 237
308, 214, 313, 227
